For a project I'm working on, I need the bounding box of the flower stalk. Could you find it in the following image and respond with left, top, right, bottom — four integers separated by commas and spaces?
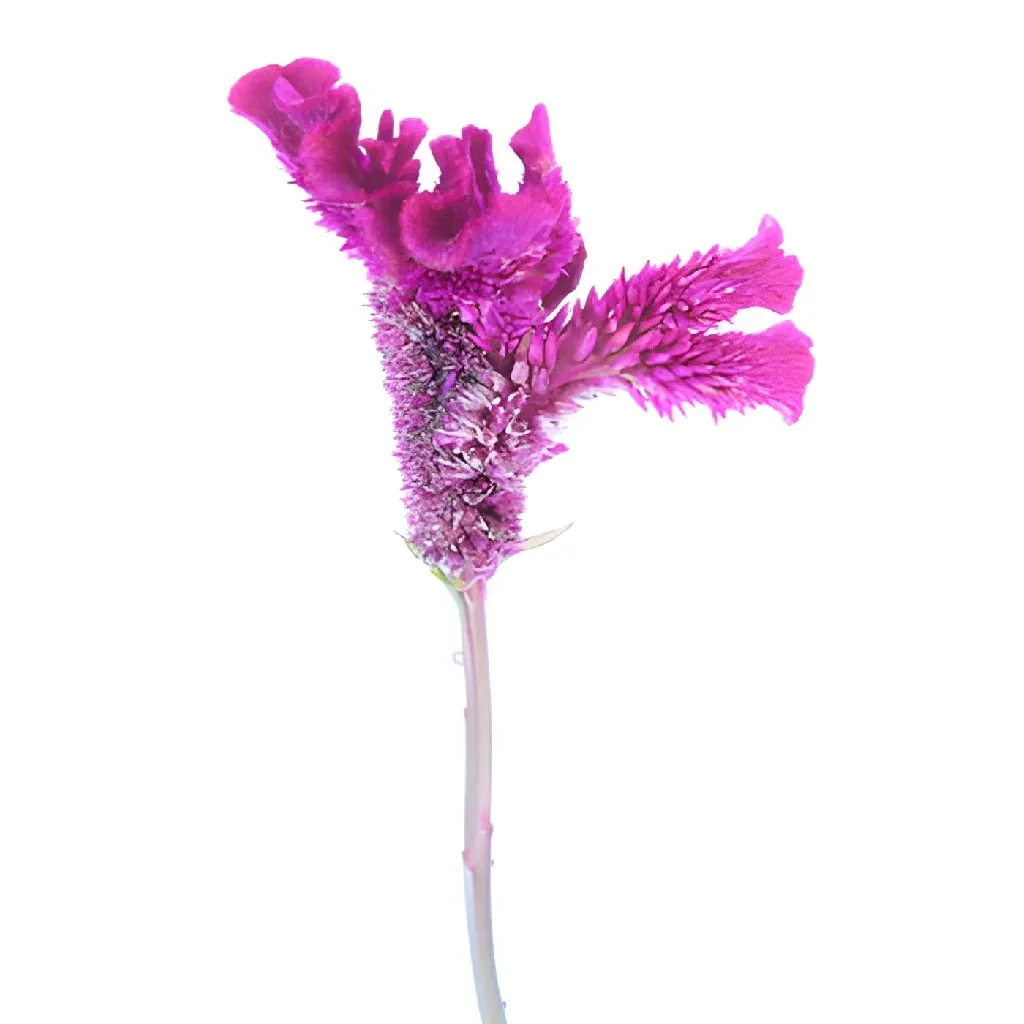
451, 579, 506, 1024
229, 56, 816, 1022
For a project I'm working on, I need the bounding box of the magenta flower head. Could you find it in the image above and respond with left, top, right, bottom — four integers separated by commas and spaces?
230, 58, 814, 1024
229, 58, 813, 587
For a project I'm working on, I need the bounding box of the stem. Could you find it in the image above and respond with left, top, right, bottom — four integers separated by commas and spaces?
453, 579, 506, 1024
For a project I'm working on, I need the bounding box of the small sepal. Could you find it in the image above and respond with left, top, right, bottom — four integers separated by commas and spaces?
397, 532, 468, 590
509, 522, 573, 556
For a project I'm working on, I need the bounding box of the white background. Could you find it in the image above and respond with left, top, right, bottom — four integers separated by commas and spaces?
2, 1, 1021, 1021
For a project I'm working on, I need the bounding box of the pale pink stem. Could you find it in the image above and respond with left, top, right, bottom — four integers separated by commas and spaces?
452, 579, 506, 1024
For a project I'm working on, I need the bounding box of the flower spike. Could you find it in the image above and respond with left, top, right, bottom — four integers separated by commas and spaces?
231, 61, 814, 1024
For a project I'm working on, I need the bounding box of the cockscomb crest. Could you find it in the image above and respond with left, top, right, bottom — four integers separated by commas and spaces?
230, 58, 813, 583
229, 59, 584, 311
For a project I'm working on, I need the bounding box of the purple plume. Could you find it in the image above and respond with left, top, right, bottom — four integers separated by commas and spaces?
229, 59, 814, 583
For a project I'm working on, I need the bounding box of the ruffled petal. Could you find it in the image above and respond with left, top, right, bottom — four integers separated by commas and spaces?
228, 59, 342, 162
294, 88, 366, 202
683, 215, 803, 320
399, 190, 479, 269
230, 60, 429, 274
510, 104, 556, 184
231, 63, 587, 298
279, 58, 342, 100
626, 321, 814, 423
541, 237, 587, 311
540, 220, 813, 421
463, 127, 500, 205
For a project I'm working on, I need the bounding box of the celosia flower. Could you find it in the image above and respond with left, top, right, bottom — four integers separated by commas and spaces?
229, 58, 813, 587
229, 58, 813, 1024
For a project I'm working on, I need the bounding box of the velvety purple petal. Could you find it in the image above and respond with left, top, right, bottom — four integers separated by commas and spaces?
511, 104, 556, 184
297, 106, 368, 203
430, 135, 478, 197
548, 219, 804, 383
376, 109, 395, 141
629, 321, 814, 423
399, 190, 478, 269
361, 117, 428, 186
290, 86, 364, 194
230, 59, 432, 274
543, 314, 813, 425
685, 215, 803, 319
463, 189, 559, 263
228, 59, 341, 160
463, 126, 500, 205
229, 64, 304, 157
392, 118, 428, 170
280, 58, 341, 99
396, 135, 485, 268
540, 222, 813, 422
352, 190, 417, 273
541, 238, 587, 311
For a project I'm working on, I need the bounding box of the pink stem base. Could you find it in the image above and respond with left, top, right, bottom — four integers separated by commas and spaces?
453, 579, 506, 1024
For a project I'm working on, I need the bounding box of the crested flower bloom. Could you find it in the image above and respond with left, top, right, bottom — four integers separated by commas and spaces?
229, 58, 813, 587
229, 57, 814, 1024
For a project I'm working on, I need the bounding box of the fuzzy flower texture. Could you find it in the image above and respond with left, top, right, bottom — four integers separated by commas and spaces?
230, 59, 814, 584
